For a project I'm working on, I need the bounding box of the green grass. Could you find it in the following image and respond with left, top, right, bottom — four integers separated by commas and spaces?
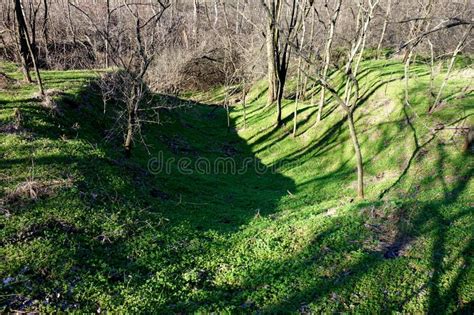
0, 59, 473, 313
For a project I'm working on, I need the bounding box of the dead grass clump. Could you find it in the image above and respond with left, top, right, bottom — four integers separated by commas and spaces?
41, 95, 60, 112
32, 89, 66, 114
348, 170, 398, 190
0, 108, 24, 135
361, 98, 397, 125
32, 88, 64, 99
2, 178, 73, 206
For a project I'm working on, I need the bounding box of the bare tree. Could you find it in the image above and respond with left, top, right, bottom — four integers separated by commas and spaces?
292, 0, 310, 137
70, 0, 170, 157
261, 0, 301, 127
15, 0, 44, 95
14, 0, 32, 82
303, 0, 380, 199
316, 0, 342, 124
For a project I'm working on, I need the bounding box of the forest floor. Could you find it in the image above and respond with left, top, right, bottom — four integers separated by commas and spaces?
0, 59, 473, 313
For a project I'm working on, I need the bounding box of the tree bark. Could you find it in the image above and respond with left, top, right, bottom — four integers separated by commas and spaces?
376, 0, 391, 59
430, 25, 472, 113
317, 0, 342, 123
293, 12, 306, 137
105, 0, 111, 68
193, 0, 199, 44
124, 104, 135, 158
242, 79, 247, 129
428, 39, 435, 101
347, 112, 364, 199
14, 0, 32, 82
265, 12, 277, 106
42, 0, 49, 64
16, 0, 44, 95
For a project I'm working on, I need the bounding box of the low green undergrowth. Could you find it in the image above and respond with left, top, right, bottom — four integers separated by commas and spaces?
0, 59, 472, 313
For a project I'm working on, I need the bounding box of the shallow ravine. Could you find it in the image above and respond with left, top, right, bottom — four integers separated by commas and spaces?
1, 60, 473, 312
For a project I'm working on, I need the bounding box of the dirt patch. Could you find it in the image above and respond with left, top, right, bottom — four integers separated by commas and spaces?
1, 218, 79, 245
348, 170, 398, 190
32, 88, 65, 100
0, 72, 16, 90
0, 122, 22, 134
161, 135, 197, 156
361, 98, 397, 125
361, 203, 412, 259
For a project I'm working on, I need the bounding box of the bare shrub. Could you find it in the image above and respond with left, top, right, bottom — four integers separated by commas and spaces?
148, 47, 192, 94
179, 47, 240, 92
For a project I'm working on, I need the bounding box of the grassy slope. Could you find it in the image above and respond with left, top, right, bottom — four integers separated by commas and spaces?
0, 59, 473, 313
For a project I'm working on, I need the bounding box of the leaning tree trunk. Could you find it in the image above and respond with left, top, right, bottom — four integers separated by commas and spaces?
430, 25, 472, 113
275, 46, 291, 128
42, 0, 49, 65
276, 78, 284, 126
376, 0, 391, 59
14, 0, 32, 83
17, 0, 44, 95
317, 0, 341, 123
124, 101, 137, 158
347, 112, 364, 199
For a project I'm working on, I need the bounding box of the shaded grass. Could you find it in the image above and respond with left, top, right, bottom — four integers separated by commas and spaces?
0, 59, 473, 312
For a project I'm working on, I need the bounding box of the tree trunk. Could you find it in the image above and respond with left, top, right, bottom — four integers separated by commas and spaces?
317, 0, 341, 123
42, 0, 49, 65
276, 77, 284, 126
266, 19, 277, 106
14, 0, 32, 83
347, 112, 364, 199
105, 0, 110, 68
242, 80, 247, 129
293, 15, 306, 137
301, 8, 316, 100
193, 0, 199, 44
18, 0, 44, 95
213, 0, 219, 28
404, 50, 414, 106
225, 90, 230, 130
428, 39, 435, 101
125, 101, 136, 158
376, 0, 391, 59
430, 25, 472, 113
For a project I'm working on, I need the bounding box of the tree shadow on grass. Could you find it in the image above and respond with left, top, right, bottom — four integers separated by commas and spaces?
186, 63, 472, 312
218, 143, 472, 313
0, 79, 296, 311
